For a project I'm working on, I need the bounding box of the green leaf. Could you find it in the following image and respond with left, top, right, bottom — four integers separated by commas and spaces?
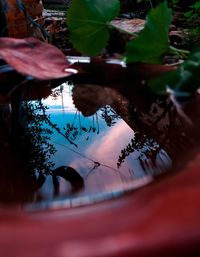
150, 47, 200, 94
149, 69, 181, 94
67, 0, 120, 56
126, 2, 172, 64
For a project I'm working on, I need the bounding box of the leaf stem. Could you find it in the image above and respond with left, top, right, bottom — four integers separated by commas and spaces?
148, 0, 154, 9
169, 45, 190, 57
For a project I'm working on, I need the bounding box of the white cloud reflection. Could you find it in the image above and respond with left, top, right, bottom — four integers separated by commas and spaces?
42, 83, 75, 111
86, 120, 134, 166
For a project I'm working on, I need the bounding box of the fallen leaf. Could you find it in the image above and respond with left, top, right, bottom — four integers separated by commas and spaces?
110, 18, 145, 35
0, 37, 76, 80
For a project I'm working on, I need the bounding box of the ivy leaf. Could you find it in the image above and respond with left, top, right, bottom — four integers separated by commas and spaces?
126, 2, 172, 64
149, 48, 200, 94
67, 0, 120, 56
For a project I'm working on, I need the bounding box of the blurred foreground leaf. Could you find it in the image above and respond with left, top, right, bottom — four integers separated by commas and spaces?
126, 2, 172, 64
150, 48, 200, 94
67, 0, 120, 56
0, 37, 73, 80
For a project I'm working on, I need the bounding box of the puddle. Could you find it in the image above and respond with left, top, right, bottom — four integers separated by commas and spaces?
0, 80, 199, 210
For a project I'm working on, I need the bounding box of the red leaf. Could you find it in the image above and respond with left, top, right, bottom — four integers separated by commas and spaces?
0, 37, 77, 80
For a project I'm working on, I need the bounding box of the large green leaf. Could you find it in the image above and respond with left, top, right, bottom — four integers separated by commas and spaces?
150, 48, 200, 94
126, 2, 172, 64
67, 0, 120, 56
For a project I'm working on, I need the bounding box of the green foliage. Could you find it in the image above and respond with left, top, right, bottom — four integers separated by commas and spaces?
168, 0, 180, 11
182, 27, 200, 51
184, 1, 200, 21
137, 0, 154, 8
126, 1, 172, 64
150, 48, 200, 94
67, 0, 200, 95
136, 0, 163, 8
67, 0, 120, 56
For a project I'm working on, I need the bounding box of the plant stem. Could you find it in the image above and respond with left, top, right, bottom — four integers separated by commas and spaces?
148, 0, 153, 9
169, 45, 190, 56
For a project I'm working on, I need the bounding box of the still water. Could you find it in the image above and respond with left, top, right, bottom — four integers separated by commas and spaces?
1, 80, 195, 209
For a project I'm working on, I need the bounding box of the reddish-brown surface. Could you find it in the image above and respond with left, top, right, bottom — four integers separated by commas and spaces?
4, 0, 43, 38
0, 152, 200, 257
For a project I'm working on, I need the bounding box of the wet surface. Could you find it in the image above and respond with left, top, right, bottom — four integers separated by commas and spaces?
0, 76, 200, 210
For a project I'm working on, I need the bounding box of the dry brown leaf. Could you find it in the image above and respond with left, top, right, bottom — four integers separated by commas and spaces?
111, 18, 145, 35
0, 37, 76, 80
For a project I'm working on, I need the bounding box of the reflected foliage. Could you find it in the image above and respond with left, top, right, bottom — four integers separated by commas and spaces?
117, 132, 160, 168
23, 100, 56, 175
63, 111, 100, 142
70, 82, 198, 176
0, 94, 86, 204
0, 98, 57, 203
23, 100, 85, 195
100, 106, 120, 127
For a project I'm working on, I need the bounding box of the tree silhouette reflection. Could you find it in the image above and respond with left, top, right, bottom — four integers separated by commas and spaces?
100, 106, 120, 127
22, 101, 56, 175
71, 82, 198, 178
0, 97, 85, 204
117, 132, 160, 169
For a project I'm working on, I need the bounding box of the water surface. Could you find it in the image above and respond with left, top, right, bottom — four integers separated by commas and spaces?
1, 80, 198, 210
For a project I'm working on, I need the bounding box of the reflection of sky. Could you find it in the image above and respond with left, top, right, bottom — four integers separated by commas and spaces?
85, 120, 134, 168
42, 83, 136, 173
39, 84, 172, 198
43, 83, 74, 110
44, 107, 135, 174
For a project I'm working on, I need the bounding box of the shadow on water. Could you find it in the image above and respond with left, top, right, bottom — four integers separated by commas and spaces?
0, 77, 199, 209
